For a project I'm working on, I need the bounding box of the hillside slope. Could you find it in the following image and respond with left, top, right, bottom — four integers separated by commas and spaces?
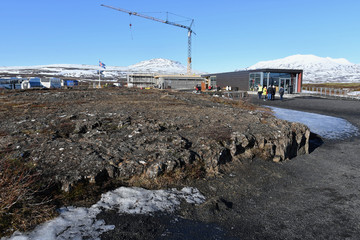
247, 54, 360, 83
0, 58, 189, 80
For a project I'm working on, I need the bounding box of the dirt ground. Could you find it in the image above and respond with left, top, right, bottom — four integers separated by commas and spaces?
0, 88, 310, 237
99, 94, 360, 240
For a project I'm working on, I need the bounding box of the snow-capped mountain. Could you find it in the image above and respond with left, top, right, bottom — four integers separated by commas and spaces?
247, 54, 360, 83
127, 58, 187, 74
0, 58, 189, 80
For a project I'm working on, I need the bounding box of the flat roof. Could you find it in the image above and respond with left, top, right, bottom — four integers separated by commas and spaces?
248, 68, 303, 73
154, 74, 203, 79
202, 68, 303, 77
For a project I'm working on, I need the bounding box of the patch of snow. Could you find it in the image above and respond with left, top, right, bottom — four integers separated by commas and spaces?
128, 58, 187, 74
267, 106, 359, 140
5, 187, 205, 240
0, 58, 204, 80
348, 91, 360, 96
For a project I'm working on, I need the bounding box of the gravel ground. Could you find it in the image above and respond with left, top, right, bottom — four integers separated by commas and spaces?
99, 94, 360, 240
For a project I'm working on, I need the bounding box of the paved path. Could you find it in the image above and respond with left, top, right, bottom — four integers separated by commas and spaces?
221, 95, 360, 239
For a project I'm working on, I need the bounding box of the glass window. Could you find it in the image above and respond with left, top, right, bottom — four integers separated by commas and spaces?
210, 76, 217, 86
267, 73, 291, 87
249, 73, 261, 91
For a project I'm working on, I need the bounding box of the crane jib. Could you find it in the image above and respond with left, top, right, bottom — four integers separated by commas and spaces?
101, 4, 192, 31
101, 4, 194, 74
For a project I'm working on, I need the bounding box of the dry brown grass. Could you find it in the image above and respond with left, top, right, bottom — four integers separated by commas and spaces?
303, 83, 360, 91
201, 126, 232, 143
210, 95, 260, 111
129, 162, 206, 190
0, 157, 56, 237
29, 103, 50, 109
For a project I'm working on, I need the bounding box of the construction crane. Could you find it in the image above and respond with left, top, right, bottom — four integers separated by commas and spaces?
101, 4, 195, 75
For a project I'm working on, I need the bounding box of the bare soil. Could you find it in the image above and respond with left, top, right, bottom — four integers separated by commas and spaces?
0, 88, 309, 237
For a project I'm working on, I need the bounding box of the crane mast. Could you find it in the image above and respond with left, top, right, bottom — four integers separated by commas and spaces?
101, 4, 195, 74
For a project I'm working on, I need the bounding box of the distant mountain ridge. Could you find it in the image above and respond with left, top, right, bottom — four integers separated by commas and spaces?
2, 55, 360, 84
0, 58, 189, 80
247, 54, 360, 83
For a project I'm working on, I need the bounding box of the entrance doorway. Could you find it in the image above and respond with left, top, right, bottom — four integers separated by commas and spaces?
279, 78, 291, 93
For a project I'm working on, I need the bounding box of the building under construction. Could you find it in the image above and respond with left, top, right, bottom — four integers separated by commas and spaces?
127, 73, 204, 90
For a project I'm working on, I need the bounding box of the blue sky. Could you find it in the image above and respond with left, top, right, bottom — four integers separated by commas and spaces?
1, 0, 359, 73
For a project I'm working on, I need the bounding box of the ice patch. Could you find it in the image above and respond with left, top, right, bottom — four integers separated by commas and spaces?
93, 187, 205, 215
5, 187, 205, 240
267, 106, 359, 140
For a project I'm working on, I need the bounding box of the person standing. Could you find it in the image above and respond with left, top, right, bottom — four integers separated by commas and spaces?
279, 86, 285, 100
262, 86, 267, 101
271, 85, 276, 100
267, 85, 272, 100
257, 84, 263, 99
195, 84, 200, 93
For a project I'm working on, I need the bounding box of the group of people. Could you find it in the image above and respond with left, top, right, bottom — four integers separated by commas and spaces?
257, 84, 285, 101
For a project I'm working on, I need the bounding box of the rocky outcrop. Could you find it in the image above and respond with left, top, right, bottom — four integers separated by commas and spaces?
0, 88, 310, 192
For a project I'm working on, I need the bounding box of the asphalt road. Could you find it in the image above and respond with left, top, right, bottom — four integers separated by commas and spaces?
99, 95, 360, 240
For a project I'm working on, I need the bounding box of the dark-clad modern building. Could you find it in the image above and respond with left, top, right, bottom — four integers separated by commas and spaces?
202, 69, 303, 94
